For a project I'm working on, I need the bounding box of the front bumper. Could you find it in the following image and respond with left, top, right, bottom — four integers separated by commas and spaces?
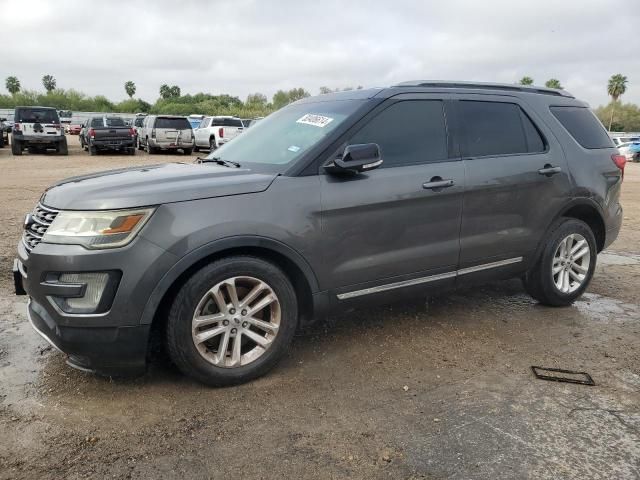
14, 234, 178, 376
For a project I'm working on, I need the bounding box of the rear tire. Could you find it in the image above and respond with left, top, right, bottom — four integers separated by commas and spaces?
0, 134, 4, 148
128, 147, 136, 156
183, 148, 192, 155
209, 137, 217, 151
11, 139, 21, 156
145, 140, 156, 154
166, 256, 298, 386
89, 145, 97, 156
194, 145, 200, 152
523, 218, 597, 306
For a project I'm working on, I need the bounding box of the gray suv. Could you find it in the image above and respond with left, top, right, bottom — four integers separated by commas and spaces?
14, 81, 624, 386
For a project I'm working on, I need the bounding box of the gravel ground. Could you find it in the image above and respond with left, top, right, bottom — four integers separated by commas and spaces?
0, 137, 639, 479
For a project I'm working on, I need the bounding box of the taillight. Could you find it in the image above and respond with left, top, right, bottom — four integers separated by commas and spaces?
129, 128, 135, 137
219, 127, 224, 138
89, 128, 96, 138
152, 128, 156, 138
612, 153, 626, 179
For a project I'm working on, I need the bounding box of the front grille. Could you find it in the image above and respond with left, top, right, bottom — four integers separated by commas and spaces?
22, 203, 59, 253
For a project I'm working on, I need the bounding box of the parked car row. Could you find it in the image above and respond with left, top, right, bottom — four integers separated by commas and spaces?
612, 134, 640, 162
3, 106, 261, 156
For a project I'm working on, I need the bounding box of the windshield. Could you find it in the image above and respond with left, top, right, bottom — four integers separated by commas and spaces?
205, 100, 364, 168
16, 108, 59, 123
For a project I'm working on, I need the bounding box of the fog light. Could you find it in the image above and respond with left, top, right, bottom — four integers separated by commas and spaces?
59, 273, 109, 311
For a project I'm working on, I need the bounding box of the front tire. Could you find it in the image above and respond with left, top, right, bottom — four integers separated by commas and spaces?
166, 256, 298, 386
523, 218, 597, 306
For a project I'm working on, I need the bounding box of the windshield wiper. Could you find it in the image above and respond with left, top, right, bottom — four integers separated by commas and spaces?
195, 156, 241, 168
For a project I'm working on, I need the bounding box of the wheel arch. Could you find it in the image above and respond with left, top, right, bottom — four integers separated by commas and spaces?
141, 236, 320, 330
533, 198, 606, 265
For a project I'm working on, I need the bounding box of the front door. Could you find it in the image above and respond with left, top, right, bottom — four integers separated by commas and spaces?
319, 97, 464, 299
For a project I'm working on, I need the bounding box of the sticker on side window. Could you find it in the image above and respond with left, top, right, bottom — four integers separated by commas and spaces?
296, 114, 334, 128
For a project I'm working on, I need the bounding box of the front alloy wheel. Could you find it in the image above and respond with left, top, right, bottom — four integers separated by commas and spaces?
166, 256, 298, 386
192, 276, 281, 368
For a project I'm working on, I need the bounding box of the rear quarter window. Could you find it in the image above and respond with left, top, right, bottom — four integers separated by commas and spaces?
550, 106, 613, 149
211, 118, 243, 127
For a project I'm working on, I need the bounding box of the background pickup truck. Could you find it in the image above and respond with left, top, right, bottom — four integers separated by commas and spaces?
194, 116, 243, 151
81, 116, 136, 156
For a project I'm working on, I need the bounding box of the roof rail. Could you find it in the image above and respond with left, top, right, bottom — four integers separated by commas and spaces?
394, 80, 574, 98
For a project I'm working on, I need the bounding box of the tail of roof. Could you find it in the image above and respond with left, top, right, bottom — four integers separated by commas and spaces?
394, 80, 574, 98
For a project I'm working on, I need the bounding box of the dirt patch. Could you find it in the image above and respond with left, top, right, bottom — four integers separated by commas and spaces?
0, 139, 639, 479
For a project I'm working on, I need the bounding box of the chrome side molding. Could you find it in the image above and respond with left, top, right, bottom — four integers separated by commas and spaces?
337, 257, 523, 300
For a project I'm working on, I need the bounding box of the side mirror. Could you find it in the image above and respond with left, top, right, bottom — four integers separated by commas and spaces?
325, 143, 383, 174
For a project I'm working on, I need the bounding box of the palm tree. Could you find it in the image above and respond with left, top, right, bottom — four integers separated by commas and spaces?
545, 79, 563, 90
42, 74, 56, 93
519, 76, 534, 86
124, 81, 136, 98
159, 84, 171, 99
607, 74, 628, 131
5, 76, 20, 95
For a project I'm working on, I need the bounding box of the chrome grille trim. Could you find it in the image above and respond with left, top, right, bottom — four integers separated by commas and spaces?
22, 203, 59, 253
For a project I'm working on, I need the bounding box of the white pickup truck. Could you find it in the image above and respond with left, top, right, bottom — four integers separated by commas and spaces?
194, 116, 243, 151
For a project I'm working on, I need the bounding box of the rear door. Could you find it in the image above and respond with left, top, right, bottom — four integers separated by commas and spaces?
320, 95, 464, 299
452, 95, 571, 279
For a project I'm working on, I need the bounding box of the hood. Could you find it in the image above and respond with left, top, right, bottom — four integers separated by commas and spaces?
41, 162, 278, 210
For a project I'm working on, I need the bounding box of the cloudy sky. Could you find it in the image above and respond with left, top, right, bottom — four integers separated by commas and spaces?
1, 0, 638, 107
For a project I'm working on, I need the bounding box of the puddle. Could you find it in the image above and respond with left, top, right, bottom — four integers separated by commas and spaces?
599, 251, 640, 266
0, 298, 53, 412
574, 293, 640, 322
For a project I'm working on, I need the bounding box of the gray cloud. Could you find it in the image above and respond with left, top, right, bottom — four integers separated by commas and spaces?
1, 0, 637, 106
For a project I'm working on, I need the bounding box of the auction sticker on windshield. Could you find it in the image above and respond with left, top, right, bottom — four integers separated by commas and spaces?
296, 114, 334, 128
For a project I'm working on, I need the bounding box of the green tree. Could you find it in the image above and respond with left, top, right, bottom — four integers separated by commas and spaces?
595, 102, 640, 132
42, 74, 56, 93
159, 84, 171, 99
607, 74, 629, 131
246, 93, 267, 107
124, 80, 136, 98
319, 86, 334, 94
519, 76, 534, 86
288, 87, 310, 102
545, 78, 563, 90
169, 85, 181, 98
272, 90, 290, 109
5, 76, 20, 95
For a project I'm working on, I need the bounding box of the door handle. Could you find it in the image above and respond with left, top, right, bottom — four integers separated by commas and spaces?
538, 165, 562, 176
422, 177, 455, 190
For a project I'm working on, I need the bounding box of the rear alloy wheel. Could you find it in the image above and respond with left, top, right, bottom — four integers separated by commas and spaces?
524, 218, 596, 306
209, 137, 217, 151
166, 256, 298, 386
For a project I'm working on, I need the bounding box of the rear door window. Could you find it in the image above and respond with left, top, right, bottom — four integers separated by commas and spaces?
458, 101, 545, 157
349, 100, 449, 168
550, 106, 613, 149
155, 117, 191, 129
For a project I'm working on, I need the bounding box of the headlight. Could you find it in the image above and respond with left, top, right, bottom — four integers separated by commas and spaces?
42, 208, 155, 249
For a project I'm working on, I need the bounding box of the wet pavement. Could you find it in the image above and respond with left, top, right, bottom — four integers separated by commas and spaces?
0, 145, 639, 479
